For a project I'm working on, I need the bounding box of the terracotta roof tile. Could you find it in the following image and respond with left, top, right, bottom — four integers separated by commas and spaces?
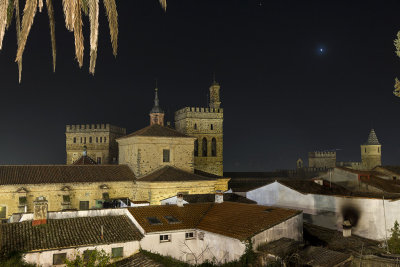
118, 124, 190, 139
0, 215, 143, 255
138, 166, 216, 182
0, 165, 136, 185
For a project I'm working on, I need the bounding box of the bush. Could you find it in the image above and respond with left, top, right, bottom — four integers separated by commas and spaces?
0, 252, 36, 267
388, 220, 400, 254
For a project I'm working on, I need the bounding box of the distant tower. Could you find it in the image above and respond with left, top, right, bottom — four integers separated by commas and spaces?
296, 158, 304, 169
150, 86, 165, 126
175, 79, 224, 176
361, 129, 382, 170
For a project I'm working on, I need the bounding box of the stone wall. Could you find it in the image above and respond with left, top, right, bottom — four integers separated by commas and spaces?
361, 144, 382, 170
308, 151, 336, 169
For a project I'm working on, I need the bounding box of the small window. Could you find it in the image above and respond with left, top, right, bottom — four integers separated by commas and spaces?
0, 206, 6, 218
147, 217, 162, 225
73, 137, 76, 143
96, 137, 98, 143
393, 176, 397, 181
111, 247, 123, 258
104, 137, 107, 143
19, 196, 27, 205
80, 137, 83, 143
211, 138, 217, 157
63, 195, 71, 203
365, 148, 367, 153
89, 137, 92, 143
378, 147, 380, 153
102, 192, 109, 200
185, 232, 195, 239
194, 140, 198, 157
194, 123, 197, 130
84, 137, 86, 144
165, 216, 180, 224
202, 138, 207, 157
163, 149, 170, 163
53, 253, 67, 265
79, 201, 89, 210
83, 250, 96, 262
100, 137, 103, 143
160, 234, 171, 242
97, 157, 102, 164
210, 124, 214, 130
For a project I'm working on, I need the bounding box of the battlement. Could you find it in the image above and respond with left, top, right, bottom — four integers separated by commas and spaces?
175, 107, 224, 116
65, 124, 126, 135
308, 151, 336, 158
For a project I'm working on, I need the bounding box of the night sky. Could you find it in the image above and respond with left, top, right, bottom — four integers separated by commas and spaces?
0, 0, 400, 171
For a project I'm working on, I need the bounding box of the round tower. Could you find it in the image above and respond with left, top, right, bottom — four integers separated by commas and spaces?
360, 129, 381, 170
149, 86, 165, 126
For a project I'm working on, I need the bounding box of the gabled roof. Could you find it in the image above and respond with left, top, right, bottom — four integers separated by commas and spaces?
183, 193, 257, 204
0, 215, 143, 255
376, 166, 400, 176
359, 175, 400, 193
128, 202, 302, 241
364, 129, 380, 145
138, 166, 217, 182
278, 180, 351, 196
118, 124, 190, 139
0, 165, 136, 185
73, 155, 97, 165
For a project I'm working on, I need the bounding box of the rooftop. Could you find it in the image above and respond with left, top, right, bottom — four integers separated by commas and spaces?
0, 165, 136, 185
182, 193, 257, 204
0, 215, 143, 255
128, 202, 302, 241
138, 166, 217, 182
72, 155, 97, 165
118, 124, 190, 139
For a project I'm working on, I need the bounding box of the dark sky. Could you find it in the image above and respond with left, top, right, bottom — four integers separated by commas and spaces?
0, 0, 400, 171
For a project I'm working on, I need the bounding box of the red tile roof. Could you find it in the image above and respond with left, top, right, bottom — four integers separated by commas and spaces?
118, 124, 190, 139
0, 165, 136, 185
128, 202, 302, 241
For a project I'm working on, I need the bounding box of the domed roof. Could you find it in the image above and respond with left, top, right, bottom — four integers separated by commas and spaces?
365, 129, 380, 145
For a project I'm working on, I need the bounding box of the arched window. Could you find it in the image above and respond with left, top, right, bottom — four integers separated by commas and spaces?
210, 124, 214, 130
194, 139, 198, 157
194, 123, 197, 130
202, 138, 207, 157
100, 137, 103, 143
211, 138, 217, 157
96, 137, 98, 143
89, 137, 92, 143
73, 137, 76, 143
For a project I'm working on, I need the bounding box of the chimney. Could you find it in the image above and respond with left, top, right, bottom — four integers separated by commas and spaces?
32, 196, 48, 226
215, 190, 224, 203
343, 220, 352, 237
177, 193, 184, 207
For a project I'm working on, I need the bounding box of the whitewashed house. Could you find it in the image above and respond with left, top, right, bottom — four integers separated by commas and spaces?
233, 179, 400, 241
127, 195, 303, 264
0, 197, 143, 267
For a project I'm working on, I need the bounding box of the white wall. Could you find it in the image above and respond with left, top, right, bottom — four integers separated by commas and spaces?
246, 181, 400, 240
23, 241, 140, 267
160, 196, 189, 205
140, 229, 246, 264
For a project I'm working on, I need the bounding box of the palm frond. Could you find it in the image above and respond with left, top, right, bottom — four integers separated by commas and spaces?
46, 0, 55, 72
159, 0, 166, 11
0, 0, 9, 49
6, 0, 14, 30
62, 0, 74, 31
81, 0, 88, 16
15, 0, 37, 61
38, 0, 43, 12
89, 0, 99, 74
103, 0, 118, 56
73, 0, 84, 67
15, 0, 22, 82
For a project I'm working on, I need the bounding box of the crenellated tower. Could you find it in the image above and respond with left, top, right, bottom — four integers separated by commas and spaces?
174, 80, 223, 176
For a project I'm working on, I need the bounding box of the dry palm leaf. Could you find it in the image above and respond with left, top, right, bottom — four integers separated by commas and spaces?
103, 0, 117, 56
62, 0, 74, 31
38, 0, 43, 12
15, 0, 37, 62
159, 0, 166, 11
0, 0, 8, 49
89, 0, 98, 74
6, 0, 14, 30
73, 0, 84, 67
15, 0, 22, 82
46, 0, 55, 72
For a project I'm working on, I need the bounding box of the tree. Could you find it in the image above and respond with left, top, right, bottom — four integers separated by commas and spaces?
388, 220, 400, 254
64, 249, 115, 267
0, 0, 167, 82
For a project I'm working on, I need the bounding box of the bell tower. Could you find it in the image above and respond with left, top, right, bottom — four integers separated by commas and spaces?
149, 86, 165, 126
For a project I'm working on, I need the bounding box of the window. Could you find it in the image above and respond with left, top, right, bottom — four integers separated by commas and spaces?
147, 217, 162, 225
19, 196, 27, 205
100, 137, 103, 143
89, 137, 92, 143
194, 123, 197, 130
210, 124, 214, 130
104, 137, 107, 143
165, 216, 180, 224
394, 176, 397, 181
111, 247, 123, 258
194, 140, 198, 157
79, 201, 89, 210
102, 192, 109, 200
53, 253, 66, 265
365, 148, 367, 153
63, 195, 71, 203
378, 147, 380, 153
0, 206, 6, 218
83, 250, 95, 262
185, 232, 195, 239
160, 234, 171, 242
96, 137, 98, 143
84, 137, 86, 144
73, 137, 76, 143
211, 138, 217, 157
97, 157, 102, 164
80, 137, 83, 143
163, 149, 170, 162
202, 138, 207, 157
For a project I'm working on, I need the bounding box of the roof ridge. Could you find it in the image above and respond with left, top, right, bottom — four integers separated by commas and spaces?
194, 203, 216, 228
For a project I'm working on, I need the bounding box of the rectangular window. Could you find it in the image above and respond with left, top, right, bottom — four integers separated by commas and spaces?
97, 157, 102, 164
96, 137, 98, 143
104, 137, 107, 143
0, 206, 6, 218
165, 216, 180, 224
100, 137, 103, 143
79, 201, 89, 210
160, 234, 171, 242
185, 232, 195, 239
147, 217, 162, 225
102, 192, 109, 200
111, 247, 123, 258
19, 196, 27, 205
163, 149, 170, 163
53, 253, 67, 265
63, 195, 71, 203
